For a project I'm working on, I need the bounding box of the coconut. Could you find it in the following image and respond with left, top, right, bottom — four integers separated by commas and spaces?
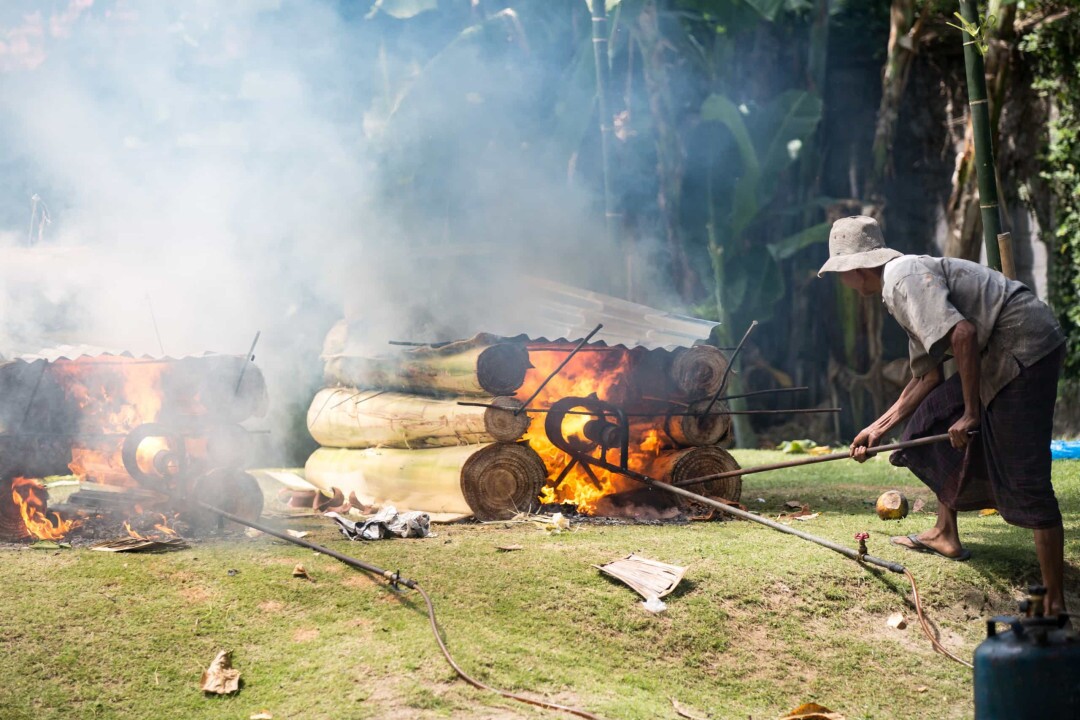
876, 490, 910, 520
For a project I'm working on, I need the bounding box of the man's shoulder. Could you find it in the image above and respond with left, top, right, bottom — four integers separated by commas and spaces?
882, 255, 939, 289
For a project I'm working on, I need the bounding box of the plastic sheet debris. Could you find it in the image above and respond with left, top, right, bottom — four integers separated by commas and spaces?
1051, 440, 1080, 460
641, 595, 667, 614
326, 506, 431, 540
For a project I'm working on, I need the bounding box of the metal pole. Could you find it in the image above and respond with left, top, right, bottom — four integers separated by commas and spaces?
957, 0, 1003, 270
673, 432, 958, 487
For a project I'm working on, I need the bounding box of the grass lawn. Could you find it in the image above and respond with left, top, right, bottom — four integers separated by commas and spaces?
3, 451, 1078, 720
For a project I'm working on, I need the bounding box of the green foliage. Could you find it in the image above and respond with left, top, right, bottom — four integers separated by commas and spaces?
701, 89, 825, 325
946, 10, 999, 55
1021, 9, 1080, 378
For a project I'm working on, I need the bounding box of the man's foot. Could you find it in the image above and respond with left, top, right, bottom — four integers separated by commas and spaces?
891, 532, 972, 561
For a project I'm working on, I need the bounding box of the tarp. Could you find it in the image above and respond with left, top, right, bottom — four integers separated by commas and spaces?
1051, 440, 1080, 460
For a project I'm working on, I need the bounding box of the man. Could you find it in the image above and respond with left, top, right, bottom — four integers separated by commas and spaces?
818, 215, 1067, 615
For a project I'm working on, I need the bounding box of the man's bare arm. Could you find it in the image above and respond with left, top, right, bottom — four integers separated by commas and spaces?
850, 366, 944, 461
946, 319, 980, 448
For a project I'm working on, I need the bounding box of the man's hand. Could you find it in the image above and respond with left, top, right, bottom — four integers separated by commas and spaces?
850, 427, 882, 463
948, 413, 979, 449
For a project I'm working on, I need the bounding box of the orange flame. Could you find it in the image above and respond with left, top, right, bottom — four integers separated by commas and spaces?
520, 347, 670, 514
11, 477, 81, 540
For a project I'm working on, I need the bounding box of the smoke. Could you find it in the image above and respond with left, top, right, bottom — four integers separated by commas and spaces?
0, 1, 640, 461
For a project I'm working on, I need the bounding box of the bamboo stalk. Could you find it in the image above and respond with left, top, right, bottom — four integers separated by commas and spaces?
957, 0, 1004, 269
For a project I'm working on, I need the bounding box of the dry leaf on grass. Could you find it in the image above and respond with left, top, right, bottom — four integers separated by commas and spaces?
495, 545, 523, 552
912, 498, 926, 513
978, 508, 998, 517
779, 703, 845, 720
250, 712, 273, 720
200, 650, 240, 695
671, 697, 709, 719
286, 530, 309, 539
292, 564, 312, 580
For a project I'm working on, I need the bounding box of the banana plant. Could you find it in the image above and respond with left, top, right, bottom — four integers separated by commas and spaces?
701, 89, 828, 332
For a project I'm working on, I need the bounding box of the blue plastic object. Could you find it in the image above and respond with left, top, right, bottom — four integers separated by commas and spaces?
1051, 440, 1080, 460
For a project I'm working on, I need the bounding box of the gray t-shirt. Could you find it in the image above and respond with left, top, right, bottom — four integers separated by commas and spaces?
881, 255, 1064, 406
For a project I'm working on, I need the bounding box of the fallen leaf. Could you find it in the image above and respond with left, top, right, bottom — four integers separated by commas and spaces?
30, 541, 60, 550
887, 612, 908, 630
244, 527, 263, 538
200, 650, 240, 695
915, 686, 928, 693
793, 513, 820, 522
978, 508, 998, 517
779, 703, 846, 720
495, 545, 523, 552
671, 696, 709, 719
250, 712, 273, 720
912, 498, 926, 513
292, 564, 311, 580
286, 530, 309, 539
784, 500, 804, 510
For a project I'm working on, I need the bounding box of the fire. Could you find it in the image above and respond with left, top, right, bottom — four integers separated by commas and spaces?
11, 477, 81, 540
51, 358, 165, 435
521, 346, 666, 514
125, 513, 179, 540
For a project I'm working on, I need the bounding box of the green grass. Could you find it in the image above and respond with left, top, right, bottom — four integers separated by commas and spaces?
3, 452, 1079, 720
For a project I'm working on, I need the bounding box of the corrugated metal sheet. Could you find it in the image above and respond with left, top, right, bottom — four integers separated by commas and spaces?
2, 345, 241, 364
481, 277, 718, 350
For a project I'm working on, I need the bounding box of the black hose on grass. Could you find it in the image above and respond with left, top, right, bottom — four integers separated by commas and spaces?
195, 501, 604, 719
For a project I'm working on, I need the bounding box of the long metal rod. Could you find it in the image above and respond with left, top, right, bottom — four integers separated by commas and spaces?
557, 450, 905, 575
703, 320, 758, 416
514, 323, 603, 415
458, 400, 838, 417
234, 331, 261, 395
709, 386, 808, 403
672, 432, 957, 488
196, 500, 417, 587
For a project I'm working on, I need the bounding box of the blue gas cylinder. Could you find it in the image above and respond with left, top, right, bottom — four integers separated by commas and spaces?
973, 587, 1080, 719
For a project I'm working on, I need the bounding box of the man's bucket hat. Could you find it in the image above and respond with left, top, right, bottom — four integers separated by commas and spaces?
817, 215, 903, 277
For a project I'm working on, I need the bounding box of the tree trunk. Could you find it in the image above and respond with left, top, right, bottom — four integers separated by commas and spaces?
304, 444, 487, 517
641, 446, 741, 503
664, 400, 732, 447
635, 0, 696, 301
460, 442, 547, 520
669, 345, 729, 398
324, 334, 531, 398
306, 388, 496, 449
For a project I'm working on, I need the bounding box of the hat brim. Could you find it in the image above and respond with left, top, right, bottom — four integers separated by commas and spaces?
817, 248, 903, 278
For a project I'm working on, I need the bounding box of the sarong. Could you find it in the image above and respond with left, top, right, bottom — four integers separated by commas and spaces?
890, 344, 1064, 529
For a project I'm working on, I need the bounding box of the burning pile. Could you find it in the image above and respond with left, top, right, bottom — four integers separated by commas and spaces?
0, 351, 267, 542
306, 321, 742, 521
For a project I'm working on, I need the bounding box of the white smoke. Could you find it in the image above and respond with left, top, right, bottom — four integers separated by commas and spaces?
0, 1, 649, 460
